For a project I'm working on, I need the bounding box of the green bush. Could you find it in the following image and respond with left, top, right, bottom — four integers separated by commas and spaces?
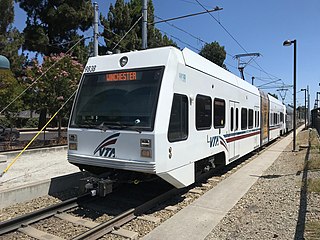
0, 117, 10, 127
25, 118, 39, 128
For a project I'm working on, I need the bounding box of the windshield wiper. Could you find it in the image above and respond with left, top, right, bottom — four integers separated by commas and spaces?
117, 124, 142, 133
97, 122, 110, 132
77, 120, 105, 130
100, 121, 142, 133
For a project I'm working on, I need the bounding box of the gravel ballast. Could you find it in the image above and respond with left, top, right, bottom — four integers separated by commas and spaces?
206, 129, 316, 240
1, 129, 319, 240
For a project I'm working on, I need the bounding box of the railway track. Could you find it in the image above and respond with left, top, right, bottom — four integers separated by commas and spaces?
0, 137, 283, 239
0, 179, 177, 239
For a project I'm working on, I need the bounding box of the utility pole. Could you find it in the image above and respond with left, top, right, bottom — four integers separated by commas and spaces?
307, 85, 310, 127
301, 88, 307, 129
93, 2, 99, 56
142, 0, 147, 49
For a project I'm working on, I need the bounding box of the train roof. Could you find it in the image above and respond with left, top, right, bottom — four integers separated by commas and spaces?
85, 46, 184, 72
86, 46, 269, 98
181, 48, 260, 96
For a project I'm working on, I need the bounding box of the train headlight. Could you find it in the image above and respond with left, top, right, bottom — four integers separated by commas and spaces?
69, 143, 78, 150
140, 139, 151, 148
69, 134, 78, 142
141, 149, 152, 158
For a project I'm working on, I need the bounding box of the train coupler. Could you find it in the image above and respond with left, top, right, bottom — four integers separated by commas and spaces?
79, 177, 113, 197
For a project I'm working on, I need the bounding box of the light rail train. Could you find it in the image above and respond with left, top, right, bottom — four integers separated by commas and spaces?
68, 46, 293, 190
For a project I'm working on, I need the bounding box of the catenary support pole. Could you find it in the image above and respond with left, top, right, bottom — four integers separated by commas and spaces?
142, 0, 147, 49
93, 2, 99, 56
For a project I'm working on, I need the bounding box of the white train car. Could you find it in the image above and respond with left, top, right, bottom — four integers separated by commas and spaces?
269, 95, 286, 139
68, 46, 286, 189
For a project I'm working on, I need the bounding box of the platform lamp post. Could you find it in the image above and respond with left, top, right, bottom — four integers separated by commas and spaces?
301, 88, 307, 129
283, 39, 297, 151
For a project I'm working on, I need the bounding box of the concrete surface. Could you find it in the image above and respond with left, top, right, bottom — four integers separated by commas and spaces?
0, 155, 7, 173
142, 129, 299, 240
0, 172, 83, 208
0, 146, 81, 207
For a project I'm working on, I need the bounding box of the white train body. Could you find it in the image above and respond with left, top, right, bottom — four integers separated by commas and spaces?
68, 47, 286, 188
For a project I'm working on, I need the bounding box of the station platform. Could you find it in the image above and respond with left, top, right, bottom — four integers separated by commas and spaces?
0, 146, 80, 208
142, 128, 300, 240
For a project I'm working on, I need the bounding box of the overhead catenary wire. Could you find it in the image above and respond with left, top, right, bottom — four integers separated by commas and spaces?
152, 7, 222, 25
111, 15, 143, 51
0, 90, 77, 177
154, 16, 279, 86
194, 0, 284, 84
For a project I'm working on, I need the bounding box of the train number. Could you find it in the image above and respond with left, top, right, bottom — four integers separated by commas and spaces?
84, 65, 96, 73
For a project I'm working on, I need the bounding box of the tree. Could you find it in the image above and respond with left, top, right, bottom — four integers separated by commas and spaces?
0, 0, 25, 76
0, 69, 23, 127
16, 0, 93, 62
24, 54, 83, 139
199, 41, 227, 68
100, 0, 176, 53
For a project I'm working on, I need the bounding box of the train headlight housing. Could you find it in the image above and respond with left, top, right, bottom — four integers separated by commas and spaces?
140, 139, 152, 158
69, 134, 78, 142
69, 142, 78, 150
69, 134, 78, 150
140, 139, 151, 148
141, 149, 152, 158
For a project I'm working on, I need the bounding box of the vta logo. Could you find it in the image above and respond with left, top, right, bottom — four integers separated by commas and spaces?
208, 136, 220, 148
94, 133, 120, 158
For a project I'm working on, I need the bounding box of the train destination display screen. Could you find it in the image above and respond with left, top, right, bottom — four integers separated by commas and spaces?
106, 71, 141, 81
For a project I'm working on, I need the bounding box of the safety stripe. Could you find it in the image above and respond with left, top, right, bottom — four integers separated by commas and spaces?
225, 130, 260, 143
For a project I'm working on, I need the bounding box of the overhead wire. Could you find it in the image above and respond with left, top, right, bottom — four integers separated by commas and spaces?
154, 14, 277, 85
194, 0, 284, 85
0, 90, 77, 177
112, 15, 143, 51
0, 36, 90, 115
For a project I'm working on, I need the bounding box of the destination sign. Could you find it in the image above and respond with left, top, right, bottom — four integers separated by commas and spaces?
106, 72, 137, 81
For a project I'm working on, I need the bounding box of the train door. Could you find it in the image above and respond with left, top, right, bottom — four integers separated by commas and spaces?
260, 91, 269, 146
254, 106, 260, 148
229, 101, 240, 160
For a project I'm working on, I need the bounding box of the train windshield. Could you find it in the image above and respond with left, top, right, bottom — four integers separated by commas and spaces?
70, 67, 164, 131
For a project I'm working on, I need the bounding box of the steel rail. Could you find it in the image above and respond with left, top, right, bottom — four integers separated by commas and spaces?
0, 193, 92, 235
72, 187, 179, 240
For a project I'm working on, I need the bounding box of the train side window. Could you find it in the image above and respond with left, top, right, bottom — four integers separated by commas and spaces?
257, 111, 260, 127
230, 107, 234, 131
235, 108, 239, 130
254, 111, 258, 127
214, 98, 225, 128
280, 112, 284, 123
196, 95, 212, 130
241, 108, 247, 130
168, 94, 188, 142
248, 109, 254, 129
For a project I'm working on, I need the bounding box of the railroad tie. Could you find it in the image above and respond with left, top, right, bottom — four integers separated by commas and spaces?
19, 226, 65, 240
55, 213, 99, 228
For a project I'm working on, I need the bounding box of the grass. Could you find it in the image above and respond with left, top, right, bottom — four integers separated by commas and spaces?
305, 221, 320, 240
304, 130, 320, 239
308, 129, 320, 171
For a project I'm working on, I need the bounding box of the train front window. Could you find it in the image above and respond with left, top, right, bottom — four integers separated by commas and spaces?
70, 67, 164, 131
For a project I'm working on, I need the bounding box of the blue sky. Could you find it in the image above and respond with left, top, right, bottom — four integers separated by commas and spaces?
13, 0, 320, 107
